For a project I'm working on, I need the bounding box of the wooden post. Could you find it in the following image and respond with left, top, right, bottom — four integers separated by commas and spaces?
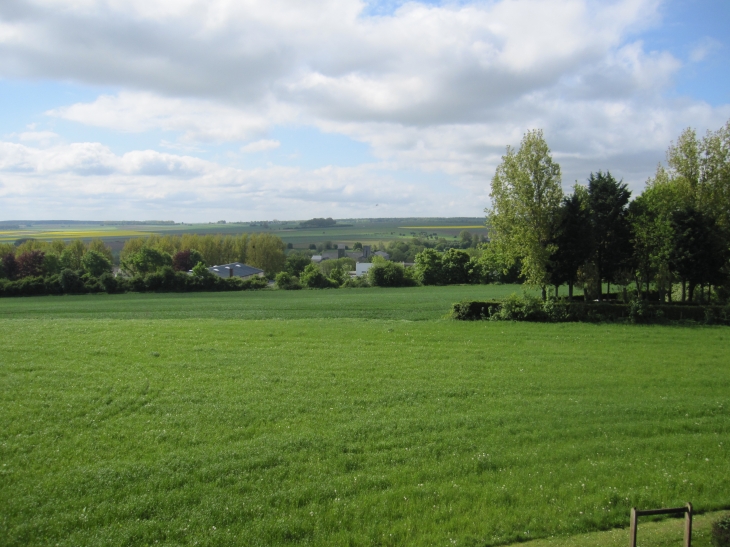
684, 503, 693, 547
629, 507, 637, 547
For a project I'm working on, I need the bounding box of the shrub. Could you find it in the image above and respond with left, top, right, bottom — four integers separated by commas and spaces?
492, 293, 546, 321
712, 513, 730, 547
99, 272, 120, 294
300, 264, 336, 289
628, 299, 653, 324
342, 276, 370, 288
275, 272, 302, 290
368, 261, 416, 288
59, 269, 86, 294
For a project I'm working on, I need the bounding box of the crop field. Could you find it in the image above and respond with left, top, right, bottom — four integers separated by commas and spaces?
1, 286, 729, 546
0, 218, 488, 247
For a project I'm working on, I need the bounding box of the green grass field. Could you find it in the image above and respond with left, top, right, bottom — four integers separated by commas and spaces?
1, 286, 728, 546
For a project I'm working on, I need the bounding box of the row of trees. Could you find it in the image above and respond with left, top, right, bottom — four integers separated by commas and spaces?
0, 239, 114, 281
119, 233, 286, 277
488, 122, 730, 302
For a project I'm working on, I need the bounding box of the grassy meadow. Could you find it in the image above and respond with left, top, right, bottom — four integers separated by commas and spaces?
1, 286, 729, 546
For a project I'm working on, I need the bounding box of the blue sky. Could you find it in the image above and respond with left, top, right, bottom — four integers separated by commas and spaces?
0, 0, 728, 222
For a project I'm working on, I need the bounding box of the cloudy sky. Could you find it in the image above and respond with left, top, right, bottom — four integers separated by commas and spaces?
1, 0, 729, 222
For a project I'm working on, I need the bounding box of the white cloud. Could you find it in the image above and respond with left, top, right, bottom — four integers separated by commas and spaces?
0, 0, 728, 219
241, 139, 280, 153
0, 139, 449, 220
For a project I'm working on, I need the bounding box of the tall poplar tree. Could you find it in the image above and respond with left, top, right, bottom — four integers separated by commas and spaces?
488, 129, 563, 298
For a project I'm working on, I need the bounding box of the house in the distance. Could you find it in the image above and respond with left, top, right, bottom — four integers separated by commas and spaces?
207, 263, 265, 280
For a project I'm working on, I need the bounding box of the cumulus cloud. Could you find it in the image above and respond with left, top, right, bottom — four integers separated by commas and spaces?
0, 139, 448, 219
0, 0, 728, 219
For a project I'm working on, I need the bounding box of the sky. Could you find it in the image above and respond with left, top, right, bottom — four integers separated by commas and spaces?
0, 0, 729, 222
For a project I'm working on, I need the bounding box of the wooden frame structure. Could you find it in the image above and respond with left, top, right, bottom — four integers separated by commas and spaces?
629, 503, 693, 547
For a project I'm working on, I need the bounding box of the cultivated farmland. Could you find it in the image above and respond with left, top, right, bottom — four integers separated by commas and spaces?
1, 286, 728, 546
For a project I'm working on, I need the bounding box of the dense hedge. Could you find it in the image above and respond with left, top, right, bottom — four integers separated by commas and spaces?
451, 295, 730, 324
0, 268, 268, 297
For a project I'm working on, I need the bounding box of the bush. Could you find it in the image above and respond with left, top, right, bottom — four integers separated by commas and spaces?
494, 293, 546, 321
368, 262, 417, 287
59, 269, 86, 294
712, 514, 730, 547
342, 276, 370, 288
300, 264, 337, 289
275, 272, 302, 290
99, 272, 120, 294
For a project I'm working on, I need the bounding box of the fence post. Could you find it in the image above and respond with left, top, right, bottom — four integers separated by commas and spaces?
684, 502, 693, 547
629, 507, 637, 547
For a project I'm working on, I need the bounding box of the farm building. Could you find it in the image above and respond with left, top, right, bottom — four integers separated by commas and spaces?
207, 263, 265, 280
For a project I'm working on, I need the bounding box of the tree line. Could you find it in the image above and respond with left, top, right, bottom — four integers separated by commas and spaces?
487, 122, 730, 302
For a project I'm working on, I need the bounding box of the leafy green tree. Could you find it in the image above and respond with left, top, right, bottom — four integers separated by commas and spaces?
414, 248, 443, 285
247, 233, 286, 277
459, 231, 473, 248
368, 261, 412, 287
87, 239, 114, 264
441, 249, 471, 284
43, 252, 62, 276
549, 187, 592, 298
191, 261, 213, 278
81, 250, 113, 277
488, 129, 563, 298
628, 183, 676, 299
329, 267, 347, 287
300, 263, 335, 289
275, 272, 302, 290
586, 171, 631, 300
121, 247, 172, 276
60, 240, 86, 270
285, 252, 313, 276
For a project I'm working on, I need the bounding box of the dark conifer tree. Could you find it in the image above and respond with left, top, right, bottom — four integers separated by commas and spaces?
549, 191, 592, 298
670, 207, 728, 301
587, 171, 632, 300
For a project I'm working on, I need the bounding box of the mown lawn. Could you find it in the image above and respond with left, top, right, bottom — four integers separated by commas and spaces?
1, 288, 728, 546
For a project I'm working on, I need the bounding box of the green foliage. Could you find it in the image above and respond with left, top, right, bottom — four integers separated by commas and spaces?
284, 252, 312, 276
414, 248, 443, 285
247, 232, 286, 277
300, 263, 337, 289
489, 129, 563, 290
121, 247, 173, 276
367, 261, 416, 287
586, 171, 632, 297
81, 249, 113, 277
60, 240, 86, 270
191, 261, 213, 278
275, 271, 302, 290
42, 252, 62, 276
59, 268, 84, 293
712, 513, 730, 547
328, 266, 347, 287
